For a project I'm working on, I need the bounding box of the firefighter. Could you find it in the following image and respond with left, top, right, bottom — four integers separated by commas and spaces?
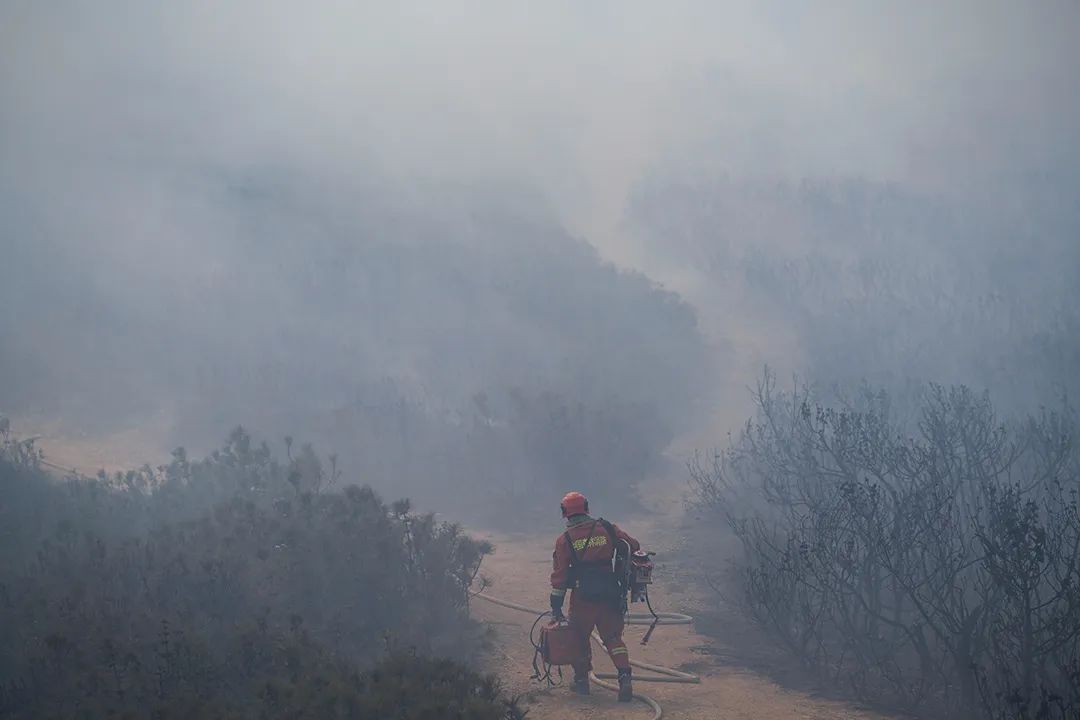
549, 491, 640, 702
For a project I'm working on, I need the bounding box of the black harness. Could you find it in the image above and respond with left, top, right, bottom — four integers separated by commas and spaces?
564, 519, 626, 610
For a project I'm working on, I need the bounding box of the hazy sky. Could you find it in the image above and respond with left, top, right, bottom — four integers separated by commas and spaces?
4, 1, 1078, 273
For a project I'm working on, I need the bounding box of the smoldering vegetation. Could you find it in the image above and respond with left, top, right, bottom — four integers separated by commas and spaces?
0, 177, 707, 523
628, 173, 1080, 414
0, 173, 706, 717
653, 174, 1080, 718
690, 377, 1080, 718
2, 3, 1079, 719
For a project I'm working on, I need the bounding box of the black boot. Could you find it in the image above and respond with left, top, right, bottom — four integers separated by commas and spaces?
617, 668, 633, 702
570, 672, 590, 695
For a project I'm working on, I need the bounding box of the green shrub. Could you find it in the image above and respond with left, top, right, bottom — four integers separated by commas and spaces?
0, 425, 503, 718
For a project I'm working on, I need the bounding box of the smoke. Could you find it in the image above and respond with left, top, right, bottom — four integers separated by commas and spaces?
5, 2, 1076, 251
2, 0, 1077, 455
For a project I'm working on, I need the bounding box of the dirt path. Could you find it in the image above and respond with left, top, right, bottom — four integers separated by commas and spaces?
470, 485, 893, 720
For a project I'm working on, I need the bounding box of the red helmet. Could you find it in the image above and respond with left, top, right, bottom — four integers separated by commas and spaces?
560, 491, 589, 518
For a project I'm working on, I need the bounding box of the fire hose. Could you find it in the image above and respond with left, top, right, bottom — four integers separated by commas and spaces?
474, 592, 699, 720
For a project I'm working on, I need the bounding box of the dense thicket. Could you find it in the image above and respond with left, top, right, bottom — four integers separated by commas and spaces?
0, 423, 516, 719
690, 372, 1080, 718
0, 180, 706, 520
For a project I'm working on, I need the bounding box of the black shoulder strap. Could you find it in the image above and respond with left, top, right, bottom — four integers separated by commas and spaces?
563, 530, 577, 565
598, 519, 622, 572
598, 519, 616, 545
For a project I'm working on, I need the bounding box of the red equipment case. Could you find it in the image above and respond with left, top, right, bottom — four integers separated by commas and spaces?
540, 620, 582, 666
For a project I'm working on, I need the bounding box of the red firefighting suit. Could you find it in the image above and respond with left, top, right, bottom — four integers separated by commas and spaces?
550, 514, 640, 676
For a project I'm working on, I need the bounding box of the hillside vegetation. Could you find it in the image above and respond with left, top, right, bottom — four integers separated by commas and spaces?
0, 423, 519, 719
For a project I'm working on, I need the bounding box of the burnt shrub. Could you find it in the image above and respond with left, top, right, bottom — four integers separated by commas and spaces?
690, 370, 1080, 719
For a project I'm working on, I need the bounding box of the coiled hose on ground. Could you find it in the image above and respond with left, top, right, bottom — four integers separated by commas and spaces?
474, 592, 699, 720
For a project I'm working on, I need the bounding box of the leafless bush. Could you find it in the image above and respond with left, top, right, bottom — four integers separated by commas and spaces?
690, 369, 1080, 718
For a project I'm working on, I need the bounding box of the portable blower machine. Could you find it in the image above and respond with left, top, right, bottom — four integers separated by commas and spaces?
628, 549, 655, 602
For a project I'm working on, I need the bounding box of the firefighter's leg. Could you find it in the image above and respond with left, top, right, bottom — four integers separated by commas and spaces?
567, 593, 597, 683
595, 605, 634, 701
594, 606, 631, 671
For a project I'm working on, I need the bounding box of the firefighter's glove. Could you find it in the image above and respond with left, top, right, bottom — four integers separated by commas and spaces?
549, 592, 565, 621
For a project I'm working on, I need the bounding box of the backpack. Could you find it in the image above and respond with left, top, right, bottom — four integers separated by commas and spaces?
565, 519, 626, 609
